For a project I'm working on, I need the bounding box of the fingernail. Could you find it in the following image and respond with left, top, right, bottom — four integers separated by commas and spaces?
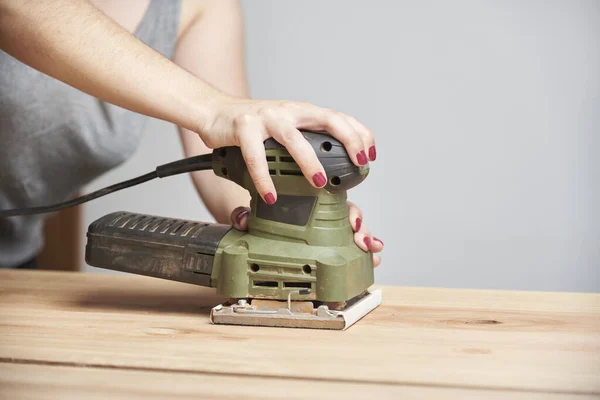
374, 237, 384, 246
355, 217, 362, 232
236, 210, 249, 225
312, 172, 327, 187
264, 192, 276, 205
368, 146, 377, 161
356, 150, 368, 165
363, 236, 371, 248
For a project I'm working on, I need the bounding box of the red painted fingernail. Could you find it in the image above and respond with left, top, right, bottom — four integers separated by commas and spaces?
368, 146, 377, 161
355, 217, 362, 232
236, 210, 249, 225
356, 150, 368, 165
312, 172, 327, 187
363, 236, 371, 248
374, 237, 384, 246
264, 192, 276, 205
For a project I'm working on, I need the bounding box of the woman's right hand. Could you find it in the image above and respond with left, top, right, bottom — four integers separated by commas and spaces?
195, 97, 376, 204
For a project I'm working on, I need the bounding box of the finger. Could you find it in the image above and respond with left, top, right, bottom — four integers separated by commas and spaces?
373, 255, 381, 268
322, 112, 368, 167
354, 229, 373, 252
347, 201, 363, 232
231, 206, 250, 231
266, 119, 328, 188
355, 231, 382, 253
370, 236, 384, 253
237, 117, 277, 204
343, 113, 376, 161
352, 205, 372, 252
291, 107, 368, 167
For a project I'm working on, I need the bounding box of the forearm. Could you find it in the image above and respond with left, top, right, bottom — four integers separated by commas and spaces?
0, 0, 223, 131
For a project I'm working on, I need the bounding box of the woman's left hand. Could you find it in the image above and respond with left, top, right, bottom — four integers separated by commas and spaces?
230, 201, 383, 267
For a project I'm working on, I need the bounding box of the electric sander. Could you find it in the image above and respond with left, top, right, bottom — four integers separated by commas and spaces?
1, 131, 382, 330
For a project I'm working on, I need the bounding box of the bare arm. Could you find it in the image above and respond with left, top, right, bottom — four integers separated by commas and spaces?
0, 0, 217, 131
0, 0, 375, 205
173, 0, 250, 224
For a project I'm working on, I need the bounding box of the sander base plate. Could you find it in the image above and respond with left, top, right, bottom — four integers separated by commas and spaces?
210, 289, 382, 330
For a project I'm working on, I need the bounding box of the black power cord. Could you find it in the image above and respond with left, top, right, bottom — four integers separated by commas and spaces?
0, 153, 214, 217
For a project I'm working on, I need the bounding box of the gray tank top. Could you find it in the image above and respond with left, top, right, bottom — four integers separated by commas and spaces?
0, 0, 181, 267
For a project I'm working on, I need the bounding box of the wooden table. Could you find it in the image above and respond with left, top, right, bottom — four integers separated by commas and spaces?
0, 270, 598, 399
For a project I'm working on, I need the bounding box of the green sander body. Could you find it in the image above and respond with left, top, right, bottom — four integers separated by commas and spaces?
85, 131, 381, 330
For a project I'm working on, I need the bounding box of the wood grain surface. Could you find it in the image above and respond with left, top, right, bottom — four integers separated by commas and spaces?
1, 363, 597, 400
0, 270, 598, 399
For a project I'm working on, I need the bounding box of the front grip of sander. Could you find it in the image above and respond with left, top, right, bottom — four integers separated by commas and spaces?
85, 211, 230, 288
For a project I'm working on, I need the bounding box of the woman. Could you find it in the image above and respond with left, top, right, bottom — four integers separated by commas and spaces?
0, 0, 383, 268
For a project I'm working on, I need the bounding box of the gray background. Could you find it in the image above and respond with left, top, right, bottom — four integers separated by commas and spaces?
83, 0, 600, 292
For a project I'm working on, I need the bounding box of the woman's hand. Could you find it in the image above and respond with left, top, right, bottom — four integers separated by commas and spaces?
197, 97, 376, 204
345, 200, 383, 267
230, 201, 383, 267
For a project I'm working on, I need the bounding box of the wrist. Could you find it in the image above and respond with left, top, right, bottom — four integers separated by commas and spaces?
176, 79, 233, 135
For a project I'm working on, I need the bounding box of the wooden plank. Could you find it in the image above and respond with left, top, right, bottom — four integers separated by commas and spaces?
0, 270, 598, 396
0, 363, 595, 400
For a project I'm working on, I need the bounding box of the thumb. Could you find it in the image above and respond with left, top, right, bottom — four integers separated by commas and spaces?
230, 206, 251, 231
